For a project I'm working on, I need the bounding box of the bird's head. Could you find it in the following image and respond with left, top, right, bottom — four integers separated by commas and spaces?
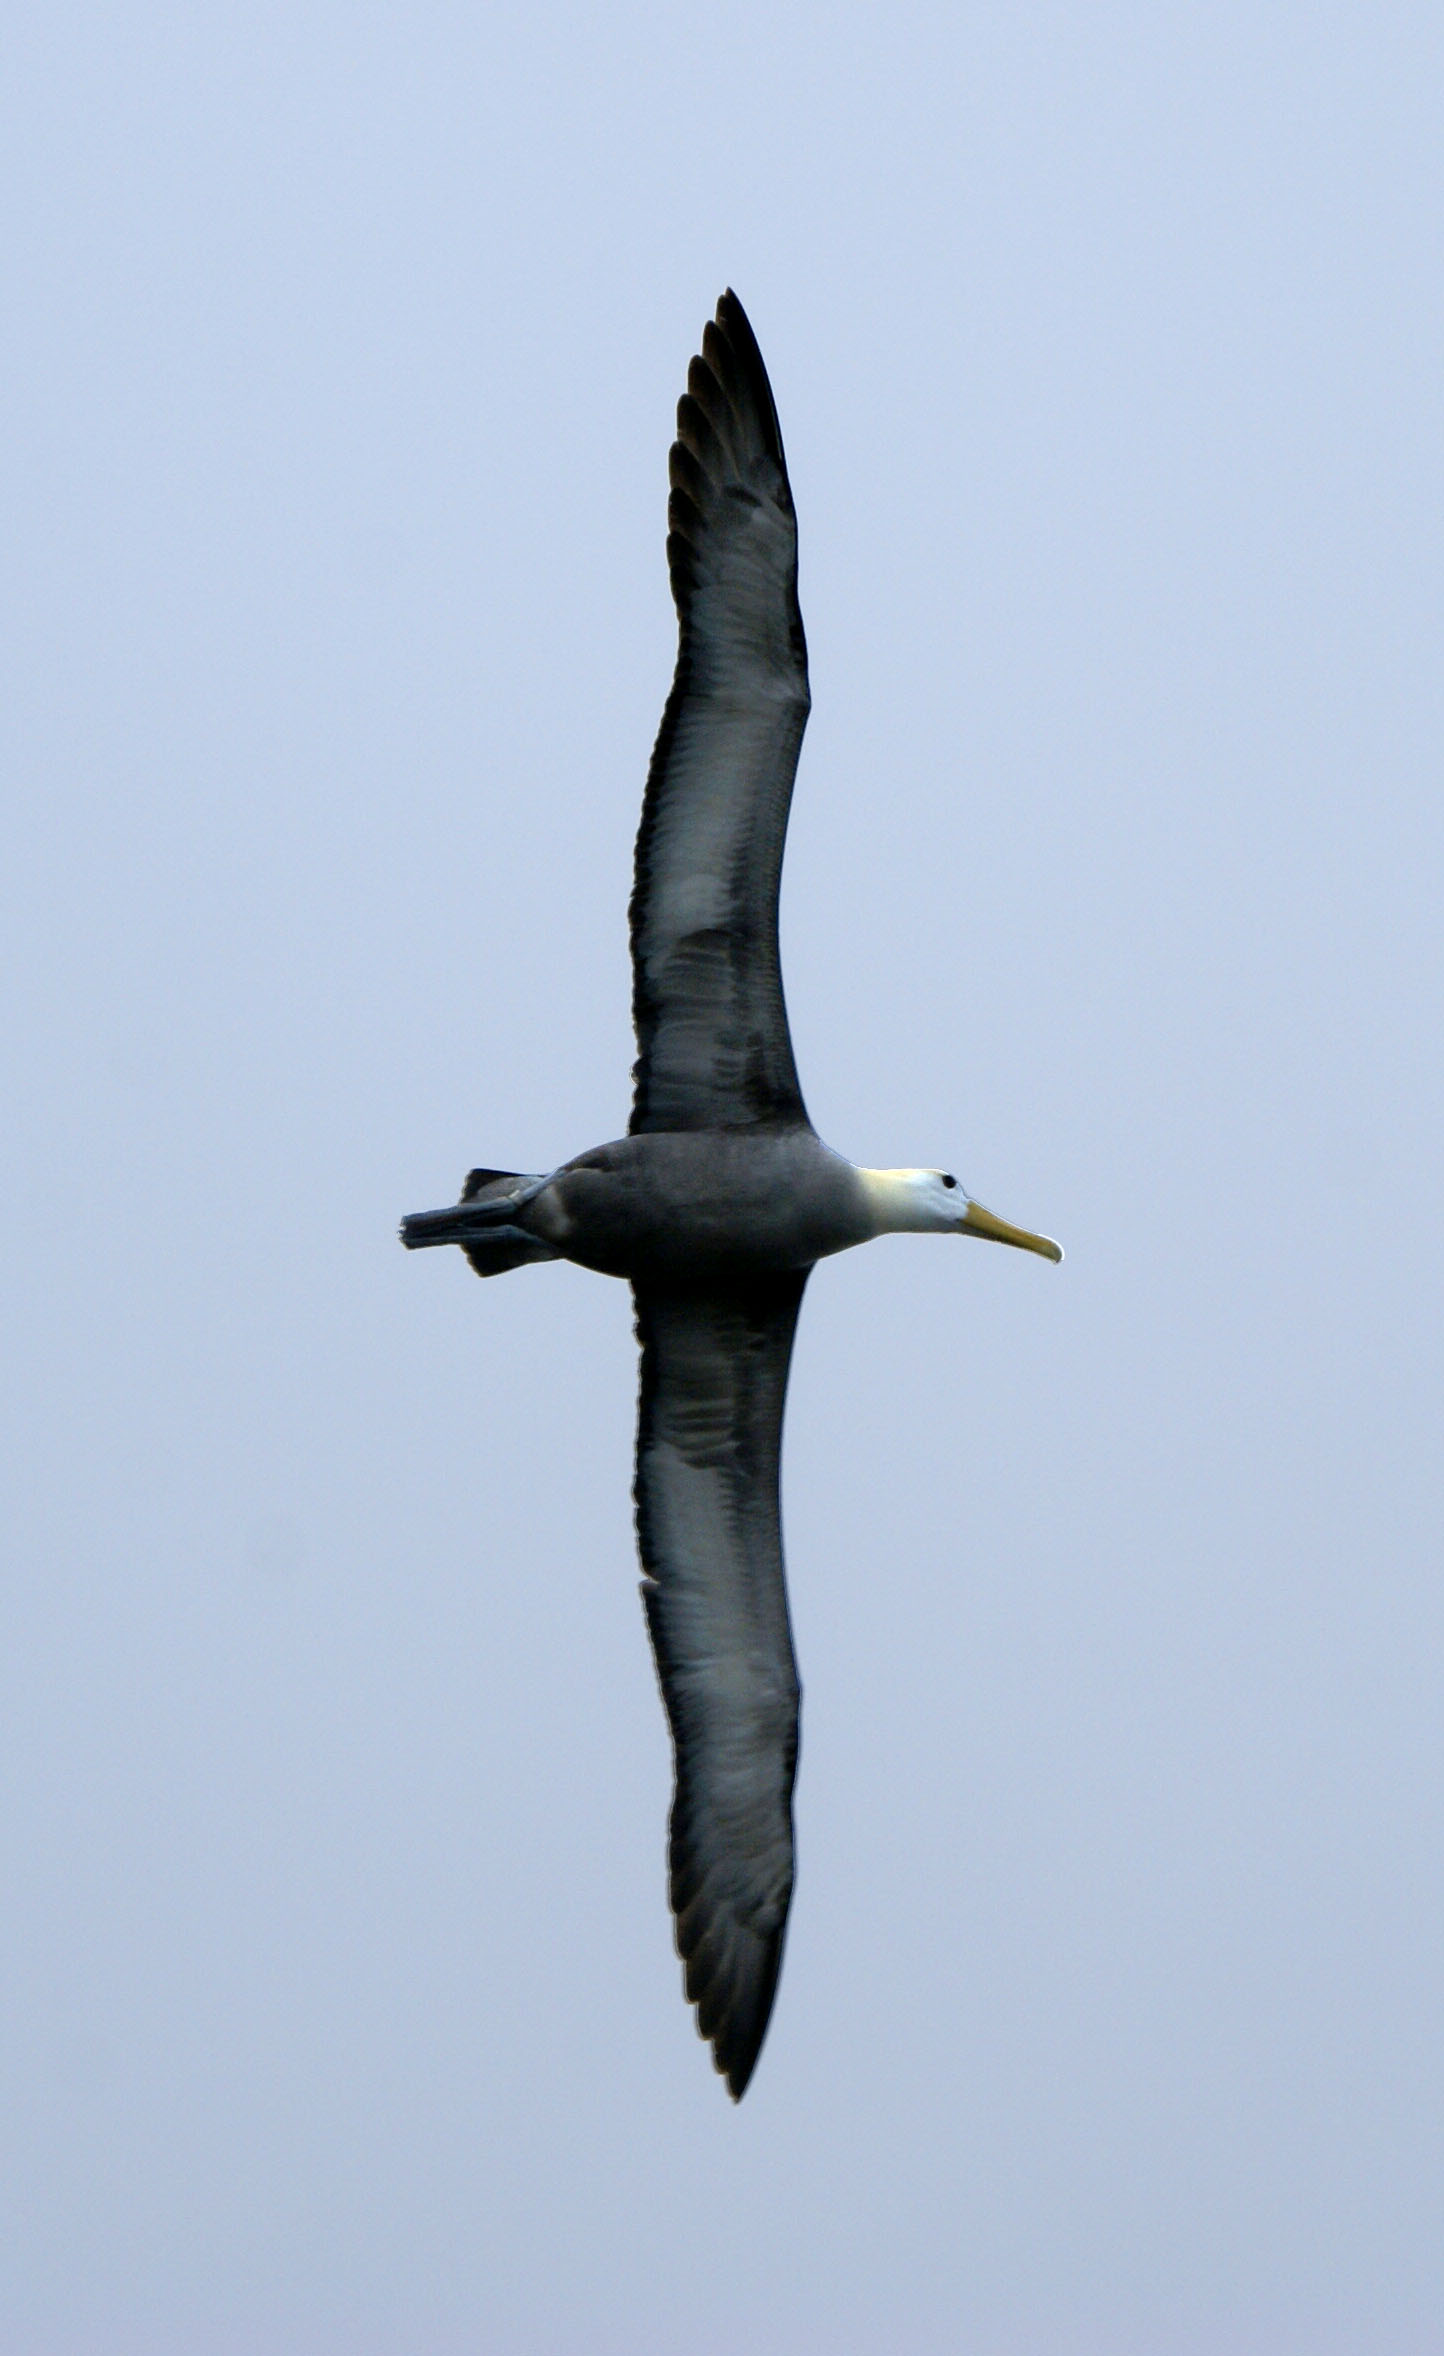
860, 1167, 1063, 1260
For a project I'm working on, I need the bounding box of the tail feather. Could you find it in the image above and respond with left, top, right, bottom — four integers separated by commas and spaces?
461, 1166, 520, 1200
400, 1168, 559, 1278
463, 1228, 559, 1280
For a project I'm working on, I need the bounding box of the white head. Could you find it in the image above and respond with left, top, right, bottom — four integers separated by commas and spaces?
858, 1167, 1063, 1259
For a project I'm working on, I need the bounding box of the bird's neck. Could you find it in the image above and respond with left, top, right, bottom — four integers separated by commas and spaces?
854, 1167, 950, 1236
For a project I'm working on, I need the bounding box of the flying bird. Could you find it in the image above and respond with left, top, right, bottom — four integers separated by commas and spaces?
402, 292, 1061, 2098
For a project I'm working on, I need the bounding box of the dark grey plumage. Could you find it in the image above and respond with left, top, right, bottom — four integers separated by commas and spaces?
633, 1276, 805, 2098
622, 301, 815, 2090
629, 292, 811, 1136
400, 291, 1061, 2101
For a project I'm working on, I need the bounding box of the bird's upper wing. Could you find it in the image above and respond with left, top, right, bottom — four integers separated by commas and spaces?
632, 1273, 808, 2097
629, 292, 812, 1135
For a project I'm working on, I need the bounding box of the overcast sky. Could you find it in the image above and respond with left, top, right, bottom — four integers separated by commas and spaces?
4, 6, 1442, 2351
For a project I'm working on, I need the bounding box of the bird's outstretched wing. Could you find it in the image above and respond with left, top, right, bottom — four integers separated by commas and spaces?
629, 291, 812, 1135
632, 1274, 807, 2097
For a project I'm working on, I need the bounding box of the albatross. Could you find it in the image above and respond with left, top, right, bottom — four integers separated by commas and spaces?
402, 292, 1061, 2098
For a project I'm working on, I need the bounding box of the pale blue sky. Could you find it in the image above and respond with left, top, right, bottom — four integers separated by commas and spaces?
4, 6, 1442, 2350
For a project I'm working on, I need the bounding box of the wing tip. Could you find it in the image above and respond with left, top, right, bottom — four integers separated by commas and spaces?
709, 287, 786, 470
674, 1872, 791, 2101
694, 1925, 787, 2102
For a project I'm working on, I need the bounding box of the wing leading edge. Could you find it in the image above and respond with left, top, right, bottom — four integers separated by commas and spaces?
632, 1274, 808, 2096
629, 292, 812, 1135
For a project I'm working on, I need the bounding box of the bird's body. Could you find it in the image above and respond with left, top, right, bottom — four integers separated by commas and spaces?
403, 293, 1059, 2097
482, 1130, 866, 1279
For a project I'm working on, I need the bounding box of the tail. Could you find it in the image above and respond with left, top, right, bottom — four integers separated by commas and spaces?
400, 1167, 561, 1280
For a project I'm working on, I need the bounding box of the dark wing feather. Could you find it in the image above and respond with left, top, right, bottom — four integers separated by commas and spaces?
632, 1275, 807, 2097
629, 292, 812, 1134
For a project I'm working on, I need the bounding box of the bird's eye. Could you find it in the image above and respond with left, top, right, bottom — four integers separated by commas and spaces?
941, 1173, 957, 1189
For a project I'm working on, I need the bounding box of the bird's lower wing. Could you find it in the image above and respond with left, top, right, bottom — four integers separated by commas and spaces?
631, 1273, 808, 2097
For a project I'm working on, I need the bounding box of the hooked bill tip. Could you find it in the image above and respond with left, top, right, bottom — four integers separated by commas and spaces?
962, 1198, 1063, 1262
